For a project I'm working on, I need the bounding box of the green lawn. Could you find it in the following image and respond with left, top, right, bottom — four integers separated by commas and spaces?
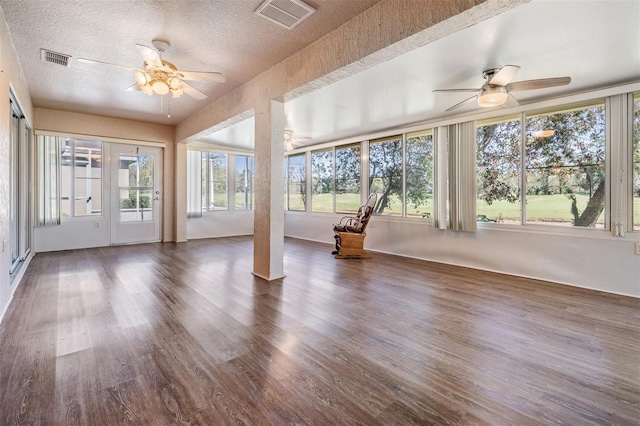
301, 192, 640, 228
478, 194, 607, 226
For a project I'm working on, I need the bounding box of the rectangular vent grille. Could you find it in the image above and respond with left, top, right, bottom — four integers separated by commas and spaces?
41, 49, 71, 67
255, 0, 315, 30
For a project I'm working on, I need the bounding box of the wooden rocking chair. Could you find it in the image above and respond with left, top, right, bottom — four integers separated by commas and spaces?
331, 193, 377, 259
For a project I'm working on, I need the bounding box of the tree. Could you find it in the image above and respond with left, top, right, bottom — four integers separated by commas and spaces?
369, 139, 402, 214
477, 104, 606, 227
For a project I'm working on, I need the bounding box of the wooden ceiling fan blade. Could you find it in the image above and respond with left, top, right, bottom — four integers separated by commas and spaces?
506, 77, 571, 92
488, 65, 521, 86
136, 44, 162, 68
182, 82, 208, 100
77, 57, 137, 72
445, 95, 477, 112
179, 71, 226, 83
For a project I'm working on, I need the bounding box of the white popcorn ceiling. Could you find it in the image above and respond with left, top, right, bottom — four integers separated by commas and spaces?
0, 0, 639, 151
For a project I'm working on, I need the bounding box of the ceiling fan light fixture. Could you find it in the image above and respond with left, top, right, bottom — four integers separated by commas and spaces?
285, 142, 294, 151
170, 88, 183, 98
135, 70, 152, 86
167, 77, 181, 90
140, 84, 154, 95
152, 80, 169, 95
477, 86, 508, 107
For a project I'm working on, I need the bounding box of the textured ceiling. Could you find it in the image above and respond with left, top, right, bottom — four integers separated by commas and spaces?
0, 0, 381, 125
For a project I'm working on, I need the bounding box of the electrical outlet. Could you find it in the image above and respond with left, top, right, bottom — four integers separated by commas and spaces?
94, 222, 100, 229
635, 242, 640, 255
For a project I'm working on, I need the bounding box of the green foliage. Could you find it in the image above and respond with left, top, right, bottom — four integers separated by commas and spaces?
477, 104, 606, 226
121, 194, 151, 209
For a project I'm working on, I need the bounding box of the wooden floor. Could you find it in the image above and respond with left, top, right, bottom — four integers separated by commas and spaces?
0, 236, 638, 425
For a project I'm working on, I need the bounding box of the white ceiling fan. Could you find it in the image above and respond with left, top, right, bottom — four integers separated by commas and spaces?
284, 129, 311, 151
434, 65, 571, 112
77, 39, 225, 100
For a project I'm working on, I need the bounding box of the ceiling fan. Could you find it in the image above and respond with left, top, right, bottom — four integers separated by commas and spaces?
77, 39, 225, 100
284, 129, 311, 151
434, 65, 570, 112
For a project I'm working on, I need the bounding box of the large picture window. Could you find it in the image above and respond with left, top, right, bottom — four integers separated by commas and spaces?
234, 155, 254, 210
525, 102, 606, 227
369, 136, 403, 216
633, 94, 640, 229
204, 152, 228, 211
335, 143, 361, 213
311, 148, 334, 213
406, 130, 434, 218
476, 116, 521, 223
287, 154, 306, 211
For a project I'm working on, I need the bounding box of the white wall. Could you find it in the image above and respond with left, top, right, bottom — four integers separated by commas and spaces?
187, 211, 254, 240
285, 212, 640, 298
35, 219, 109, 252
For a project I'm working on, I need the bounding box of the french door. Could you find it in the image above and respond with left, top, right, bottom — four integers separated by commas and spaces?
110, 144, 163, 244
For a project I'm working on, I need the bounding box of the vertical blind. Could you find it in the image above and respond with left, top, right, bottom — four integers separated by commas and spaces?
186, 150, 203, 218
36, 134, 61, 226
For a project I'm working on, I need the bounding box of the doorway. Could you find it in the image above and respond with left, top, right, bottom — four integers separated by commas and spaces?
110, 143, 163, 244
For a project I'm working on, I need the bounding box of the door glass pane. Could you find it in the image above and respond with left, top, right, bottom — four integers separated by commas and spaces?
119, 154, 154, 222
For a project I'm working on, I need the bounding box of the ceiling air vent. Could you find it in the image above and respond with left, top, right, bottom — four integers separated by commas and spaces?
255, 0, 315, 30
40, 49, 71, 67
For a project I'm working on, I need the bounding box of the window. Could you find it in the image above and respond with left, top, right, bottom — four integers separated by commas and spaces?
204, 152, 228, 211
525, 102, 606, 227
118, 153, 153, 222
335, 143, 361, 213
369, 136, 402, 216
234, 155, 254, 210
406, 130, 434, 218
634, 94, 640, 229
476, 116, 521, 223
287, 154, 306, 211
311, 148, 334, 213
60, 139, 103, 217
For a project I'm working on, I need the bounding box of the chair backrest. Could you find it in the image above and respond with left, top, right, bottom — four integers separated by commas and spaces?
354, 193, 377, 233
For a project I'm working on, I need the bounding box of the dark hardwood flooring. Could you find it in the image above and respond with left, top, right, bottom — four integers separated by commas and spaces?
0, 236, 638, 425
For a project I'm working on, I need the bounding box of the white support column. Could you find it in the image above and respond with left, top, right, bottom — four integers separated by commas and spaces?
253, 99, 285, 281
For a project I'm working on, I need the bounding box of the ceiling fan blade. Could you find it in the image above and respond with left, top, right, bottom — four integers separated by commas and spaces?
126, 83, 140, 92
179, 71, 226, 83
433, 88, 480, 93
77, 57, 137, 72
488, 65, 521, 86
181, 82, 208, 100
503, 93, 520, 108
506, 77, 571, 92
445, 95, 477, 112
136, 44, 162, 68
